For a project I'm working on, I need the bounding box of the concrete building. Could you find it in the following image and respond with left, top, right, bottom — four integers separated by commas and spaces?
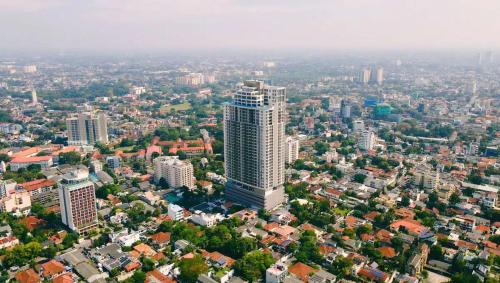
175, 73, 204, 86
31, 89, 38, 105
66, 111, 109, 145
413, 169, 440, 190
167, 203, 184, 221
358, 68, 371, 84
370, 67, 384, 85
224, 80, 286, 210
358, 130, 376, 151
353, 120, 365, 132
0, 190, 31, 216
106, 156, 121, 169
58, 169, 98, 233
190, 210, 218, 227
153, 156, 195, 189
284, 136, 300, 165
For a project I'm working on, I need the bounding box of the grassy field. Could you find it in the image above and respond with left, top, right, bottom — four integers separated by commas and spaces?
160, 102, 192, 113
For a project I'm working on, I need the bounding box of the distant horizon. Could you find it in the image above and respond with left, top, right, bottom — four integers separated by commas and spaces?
2, 0, 500, 53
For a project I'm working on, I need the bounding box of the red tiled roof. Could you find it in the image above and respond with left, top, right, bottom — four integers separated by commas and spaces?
146, 270, 176, 283
377, 246, 397, 258
288, 262, 318, 282
52, 274, 73, 283
18, 179, 55, 192
11, 156, 52, 163
16, 269, 41, 283
40, 259, 65, 277
150, 232, 171, 244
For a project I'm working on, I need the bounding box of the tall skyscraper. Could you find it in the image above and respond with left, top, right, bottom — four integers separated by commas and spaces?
31, 89, 38, 105
58, 169, 98, 233
224, 80, 286, 210
358, 68, 371, 84
370, 67, 384, 85
66, 111, 109, 145
359, 130, 376, 151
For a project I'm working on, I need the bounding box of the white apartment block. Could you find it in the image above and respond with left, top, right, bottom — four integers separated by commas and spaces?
284, 136, 300, 164
58, 169, 98, 233
66, 111, 109, 145
168, 203, 184, 221
190, 210, 219, 227
224, 80, 286, 210
153, 156, 195, 189
359, 130, 376, 151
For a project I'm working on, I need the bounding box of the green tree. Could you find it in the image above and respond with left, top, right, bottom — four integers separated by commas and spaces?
353, 173, 367, 184
58, 151, 82, 165
235, 250, 275, 282
178, 255, 209, 283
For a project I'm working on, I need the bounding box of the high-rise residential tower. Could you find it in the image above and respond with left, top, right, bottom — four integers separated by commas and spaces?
58, 169, 98, 233
370, 67, 384, 85
224, 80, 286, 210
31, 89, 38, 105
358, 68, 371, 84
66, 111, 109, 145
284, 136, 300, 165
153, 156, 195, 189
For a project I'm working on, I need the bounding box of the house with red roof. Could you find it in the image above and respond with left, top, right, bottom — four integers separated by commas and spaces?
15, 269, 41, 283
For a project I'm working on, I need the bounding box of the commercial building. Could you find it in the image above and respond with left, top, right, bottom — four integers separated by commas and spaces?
284, 136, 300, 165
58, 169, 98, 233
153, 156, 195, 189
66, 111, 109, 145
224, 80, 286, 210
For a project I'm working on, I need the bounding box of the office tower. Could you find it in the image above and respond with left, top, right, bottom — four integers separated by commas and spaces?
359, 130, 376, 151
224, 80, 286, 210
341, 100, 351, 118
358, 68, 371, 84
66, 111, 109, 145
31, 89, 38, 105
370, 67, 384, 85
58, 169, 98, 233
153, 156, 195, 189
284, 136, 300, 164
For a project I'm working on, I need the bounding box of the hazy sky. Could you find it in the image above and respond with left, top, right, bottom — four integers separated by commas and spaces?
1, 0, 499, 52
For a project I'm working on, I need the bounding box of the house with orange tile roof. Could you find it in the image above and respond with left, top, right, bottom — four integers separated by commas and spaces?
357, 267, 390, 282
10, 155, 53, 171
389, 219, 428, 236
288, 262, 318, 282
363, 211, 380, 222
20, 216, 45, 231
345, 215, 367, 229
377, 246, 397, 258
201, 250, 236, 268
132, 243, 157, 257
146, 269, 176, 283
395, 208, 415, 219
52, 273, 74, 283
15, 269, 41, 283
38, 259, 66, 279
149, 232, 171, 249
